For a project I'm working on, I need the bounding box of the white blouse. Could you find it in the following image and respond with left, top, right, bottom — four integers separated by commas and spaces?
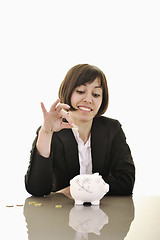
72, 129, 92, 174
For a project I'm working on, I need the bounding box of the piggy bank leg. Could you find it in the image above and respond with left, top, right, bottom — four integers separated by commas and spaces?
91, 200, 100, 205
74, 200, 84, 205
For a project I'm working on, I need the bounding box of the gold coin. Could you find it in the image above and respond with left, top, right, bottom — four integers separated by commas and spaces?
55, 204, 62, 208
34, 203, 43, 207
28, 201, 37, 205
16, 204, 23, 207
6, 205, 14, 207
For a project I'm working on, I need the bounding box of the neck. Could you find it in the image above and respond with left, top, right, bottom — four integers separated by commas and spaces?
78, 123, 92, 144
70, 115, 93, 143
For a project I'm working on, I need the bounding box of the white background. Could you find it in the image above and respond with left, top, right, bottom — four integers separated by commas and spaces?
0, 0, 160, 202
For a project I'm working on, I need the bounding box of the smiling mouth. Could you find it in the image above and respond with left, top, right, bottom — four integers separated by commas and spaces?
78, 106, 92, 112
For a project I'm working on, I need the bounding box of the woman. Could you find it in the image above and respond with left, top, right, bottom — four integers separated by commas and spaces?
25, 64, 135, 197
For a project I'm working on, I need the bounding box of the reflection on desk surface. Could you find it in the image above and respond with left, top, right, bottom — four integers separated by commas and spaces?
23, 193, 134, 240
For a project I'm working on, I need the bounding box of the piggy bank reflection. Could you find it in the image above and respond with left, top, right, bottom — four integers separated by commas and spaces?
69, 205, 108, 236
70, 173, 109, 205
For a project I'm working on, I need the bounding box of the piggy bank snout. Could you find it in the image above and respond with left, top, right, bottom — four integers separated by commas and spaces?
103, 182, 109, 194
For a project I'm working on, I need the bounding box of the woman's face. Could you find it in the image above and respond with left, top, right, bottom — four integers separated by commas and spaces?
70, 77, 103, 124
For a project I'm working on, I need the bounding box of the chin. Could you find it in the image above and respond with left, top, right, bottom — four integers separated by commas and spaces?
79, 115, 94, 122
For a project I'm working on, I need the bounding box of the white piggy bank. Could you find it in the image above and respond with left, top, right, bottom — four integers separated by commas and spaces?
70, 173, 109, 205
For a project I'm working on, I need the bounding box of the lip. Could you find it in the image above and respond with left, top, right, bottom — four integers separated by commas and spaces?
78, 106, 93, 112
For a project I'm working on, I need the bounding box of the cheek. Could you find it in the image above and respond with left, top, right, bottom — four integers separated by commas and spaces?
70, 94, 75, 106
94, 100, 102, 114
96, 97, 103, 108
70, 93, 79, 107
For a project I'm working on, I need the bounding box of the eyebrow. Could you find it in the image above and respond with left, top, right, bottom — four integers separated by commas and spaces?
82, 84, 102, 89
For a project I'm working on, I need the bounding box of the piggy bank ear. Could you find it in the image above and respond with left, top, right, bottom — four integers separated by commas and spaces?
93, 173, 99, 177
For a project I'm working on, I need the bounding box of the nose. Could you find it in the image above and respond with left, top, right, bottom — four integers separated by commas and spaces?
83, 93, 92, 103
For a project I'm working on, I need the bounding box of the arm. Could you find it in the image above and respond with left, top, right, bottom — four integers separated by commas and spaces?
25, 99, 74, 197
25, 128, 53, 196
105, 122, 135, 196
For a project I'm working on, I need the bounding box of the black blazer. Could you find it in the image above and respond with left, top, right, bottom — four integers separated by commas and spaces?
25, 116, 135, 197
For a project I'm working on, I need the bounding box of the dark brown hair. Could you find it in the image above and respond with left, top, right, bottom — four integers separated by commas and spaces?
58, 64, 109, 116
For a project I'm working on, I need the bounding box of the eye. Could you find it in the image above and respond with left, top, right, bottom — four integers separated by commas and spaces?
93, 93, 101, 98
76, 90, 85, 94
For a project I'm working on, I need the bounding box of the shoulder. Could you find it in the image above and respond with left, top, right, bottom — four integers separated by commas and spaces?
91, 116, 125, 146
92, 116, 123, 139
93, 116, 121, 129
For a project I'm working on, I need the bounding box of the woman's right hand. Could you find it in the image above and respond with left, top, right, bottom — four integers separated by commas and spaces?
40, 99, 74, 134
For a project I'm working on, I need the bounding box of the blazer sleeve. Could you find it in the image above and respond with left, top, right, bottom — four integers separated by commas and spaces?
25, 127, 53, 197
105, 121, 135, 196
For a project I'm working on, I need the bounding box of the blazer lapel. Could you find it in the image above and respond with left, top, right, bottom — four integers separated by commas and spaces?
91, 117, 108, 175
57, 129, 80, 178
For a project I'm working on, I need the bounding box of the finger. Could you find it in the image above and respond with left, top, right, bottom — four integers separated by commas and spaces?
55, 103, 71, 113
40, 102, 47, 114
61, 122, 73, 129
62, 110, 74, 127
50, 99, 60, 111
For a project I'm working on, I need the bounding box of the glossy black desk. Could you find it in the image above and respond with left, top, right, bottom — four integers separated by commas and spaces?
2, 193, 160, 239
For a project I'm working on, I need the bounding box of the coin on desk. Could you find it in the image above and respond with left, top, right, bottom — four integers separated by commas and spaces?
28, 201, 37, 205
55, 204, 62, 208
34, 203, 43, 207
